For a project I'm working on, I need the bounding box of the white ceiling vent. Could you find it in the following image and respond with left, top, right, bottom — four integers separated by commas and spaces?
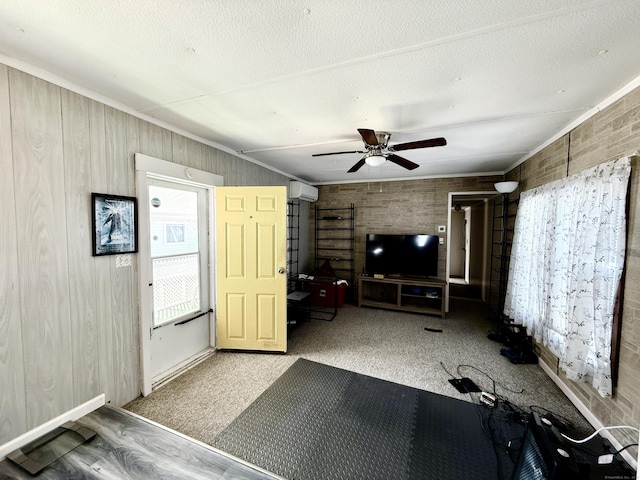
289, 181, 318, 202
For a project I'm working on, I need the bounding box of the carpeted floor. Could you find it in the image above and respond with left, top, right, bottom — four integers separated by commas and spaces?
124, 298, 591, 449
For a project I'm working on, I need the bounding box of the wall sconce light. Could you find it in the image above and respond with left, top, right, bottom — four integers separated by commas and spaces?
494, 181, 519, 194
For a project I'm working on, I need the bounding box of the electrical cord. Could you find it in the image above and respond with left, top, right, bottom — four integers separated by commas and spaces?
439, 362, 508, 479
561, 426, 640, 467
562, 425, 640, 444
613, 443, 638, 455
462, 382, 508, 480
439, 362, 639, 476
440, 361, 528, 417
439, 361, 456, 379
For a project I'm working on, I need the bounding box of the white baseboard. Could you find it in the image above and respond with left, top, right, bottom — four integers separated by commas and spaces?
0, 394, 105, 461
538, 360, 637, 471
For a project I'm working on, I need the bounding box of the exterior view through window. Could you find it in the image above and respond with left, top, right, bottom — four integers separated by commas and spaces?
149, 185, 200, 326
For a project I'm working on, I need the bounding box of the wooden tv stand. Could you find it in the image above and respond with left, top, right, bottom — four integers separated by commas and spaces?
358, 276, 446, 318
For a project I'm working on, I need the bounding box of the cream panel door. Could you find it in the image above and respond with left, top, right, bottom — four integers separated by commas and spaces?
216, 186, 287, 352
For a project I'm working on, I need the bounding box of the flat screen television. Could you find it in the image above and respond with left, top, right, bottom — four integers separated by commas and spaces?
365, 233, 438, 278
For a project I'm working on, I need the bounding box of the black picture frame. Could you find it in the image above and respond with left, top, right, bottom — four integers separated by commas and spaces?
91, 193, 138, 256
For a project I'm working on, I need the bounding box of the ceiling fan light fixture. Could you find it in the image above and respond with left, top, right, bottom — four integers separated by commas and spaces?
365, 154, 386, 167
317, 128, 446, 173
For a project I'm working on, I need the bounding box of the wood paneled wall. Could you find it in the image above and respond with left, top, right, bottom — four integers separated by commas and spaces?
0, 63, 291, 444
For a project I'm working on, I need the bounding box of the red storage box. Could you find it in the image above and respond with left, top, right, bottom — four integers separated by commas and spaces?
304, 282, 346, 308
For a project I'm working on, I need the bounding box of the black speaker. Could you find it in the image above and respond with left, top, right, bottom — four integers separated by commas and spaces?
511, 412, 581, 480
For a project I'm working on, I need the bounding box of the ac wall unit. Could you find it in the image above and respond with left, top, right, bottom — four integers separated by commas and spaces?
289, 181, 318, 202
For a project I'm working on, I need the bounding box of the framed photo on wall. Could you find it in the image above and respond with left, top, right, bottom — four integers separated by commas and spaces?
92, 193, 138, 256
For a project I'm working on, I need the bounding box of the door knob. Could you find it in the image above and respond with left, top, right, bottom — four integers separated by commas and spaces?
278, 267, 286, 274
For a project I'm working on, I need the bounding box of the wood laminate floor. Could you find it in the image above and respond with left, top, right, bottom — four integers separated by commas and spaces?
0, 406, 283, 480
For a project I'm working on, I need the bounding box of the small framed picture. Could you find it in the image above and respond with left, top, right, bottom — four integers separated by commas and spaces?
92, 193, 138, 256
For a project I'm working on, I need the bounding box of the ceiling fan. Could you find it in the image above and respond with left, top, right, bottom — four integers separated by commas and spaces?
312, 128, 447, 172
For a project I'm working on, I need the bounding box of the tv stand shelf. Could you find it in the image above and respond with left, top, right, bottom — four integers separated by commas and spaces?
358, 276, 446, 318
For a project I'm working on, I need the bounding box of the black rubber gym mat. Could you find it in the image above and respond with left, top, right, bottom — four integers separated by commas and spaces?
212, 358, 506, 480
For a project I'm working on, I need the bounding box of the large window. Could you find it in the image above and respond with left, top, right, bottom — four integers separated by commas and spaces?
504, 157, 631, 397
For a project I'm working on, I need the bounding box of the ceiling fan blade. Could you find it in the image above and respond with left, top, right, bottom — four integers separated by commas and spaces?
312, 150, 364, 157
392, 137, 447, 151
357, 128, 379, 146
347, 158, 367, 173
387, 154, 419, 170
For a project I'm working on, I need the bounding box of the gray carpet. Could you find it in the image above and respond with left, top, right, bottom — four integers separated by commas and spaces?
124, 298, 591, 447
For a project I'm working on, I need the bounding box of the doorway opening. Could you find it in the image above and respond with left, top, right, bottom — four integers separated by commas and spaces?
446, 192, 496, 306
135, 154, 223, 395
147, 179, 210, 382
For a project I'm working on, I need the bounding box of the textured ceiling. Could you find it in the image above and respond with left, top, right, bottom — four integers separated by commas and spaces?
1, 1, 640, 184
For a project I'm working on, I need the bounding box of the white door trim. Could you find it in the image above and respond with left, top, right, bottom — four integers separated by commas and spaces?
135, 153, 223, 396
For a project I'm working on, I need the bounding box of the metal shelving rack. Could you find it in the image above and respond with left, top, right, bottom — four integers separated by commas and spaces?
314, 204, 355, 296
488, 192, 519, 324
287, 199, 301, 293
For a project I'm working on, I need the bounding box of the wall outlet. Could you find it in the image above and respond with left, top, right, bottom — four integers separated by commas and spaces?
115, 254, 132, 268
438, 225, 446, 232
439, 237, 444, 245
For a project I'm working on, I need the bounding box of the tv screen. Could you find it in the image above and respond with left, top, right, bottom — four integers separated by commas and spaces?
366, 234, 438, 278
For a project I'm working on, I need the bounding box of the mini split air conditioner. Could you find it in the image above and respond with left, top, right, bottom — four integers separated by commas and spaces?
289, 181, 318, 202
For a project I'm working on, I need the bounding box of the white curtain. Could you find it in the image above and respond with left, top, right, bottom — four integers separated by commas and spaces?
504, 156, 631, 397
